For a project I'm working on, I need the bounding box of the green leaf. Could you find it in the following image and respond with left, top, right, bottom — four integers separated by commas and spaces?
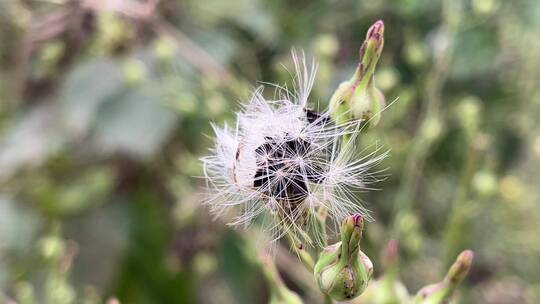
92, 86, 179, 158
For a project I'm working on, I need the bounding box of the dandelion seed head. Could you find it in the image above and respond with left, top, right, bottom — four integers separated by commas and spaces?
200, 50, 387, 245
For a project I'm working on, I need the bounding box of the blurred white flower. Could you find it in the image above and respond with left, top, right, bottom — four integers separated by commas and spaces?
201, 51, 387, 244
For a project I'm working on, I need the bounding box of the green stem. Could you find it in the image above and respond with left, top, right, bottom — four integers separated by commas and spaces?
324, 294, 335, 304
260, 254, 287, 296
286, 233, 315, 271
442, 135, 486, 267
260, 252, 305, 304
391, 0, 463, 233
316, 206, 329, 249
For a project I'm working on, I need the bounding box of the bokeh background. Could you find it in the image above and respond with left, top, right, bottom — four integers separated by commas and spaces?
1, 0, 539, 303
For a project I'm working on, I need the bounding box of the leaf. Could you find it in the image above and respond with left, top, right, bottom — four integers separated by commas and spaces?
92, 85, 179, 158
0, 104, 66, 181
61, 59, 124, 136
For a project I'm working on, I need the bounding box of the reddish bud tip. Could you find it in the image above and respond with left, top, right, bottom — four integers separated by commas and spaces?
367, 20, 385, 39
447, 250, 474, 283
386, 239, 399, 261
351, 214, 364, 228
457, 250, 474, 272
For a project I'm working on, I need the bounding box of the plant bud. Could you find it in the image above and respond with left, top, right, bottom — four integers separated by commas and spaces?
314, 214, 373, 301
356, 240, 411, 304
351, 78, 386, 127
329, 20, 386, 128
14, 282, 36, 304
414, 250, 474, 304
375, 240, 410, 304
456, 96, 482, 140
39, 235, 66, 261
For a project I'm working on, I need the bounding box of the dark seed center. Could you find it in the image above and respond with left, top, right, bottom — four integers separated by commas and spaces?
253, 135, 325, 203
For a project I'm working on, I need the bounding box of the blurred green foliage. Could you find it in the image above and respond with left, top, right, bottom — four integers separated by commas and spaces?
0, 0, 539, 303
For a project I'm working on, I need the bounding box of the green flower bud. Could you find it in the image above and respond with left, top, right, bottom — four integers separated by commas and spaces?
39, 235, 66, 261
351, 78, 386, 127
375, 240, 410, 304
356, 240, 411, 304
455, 96, 482, 140
415, 250, 474, 304
472, 170, 497, 197
329, 80, 355, 125
15, 281, 36, 304
314, 214, 373, 301
329, 20, 386, 128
